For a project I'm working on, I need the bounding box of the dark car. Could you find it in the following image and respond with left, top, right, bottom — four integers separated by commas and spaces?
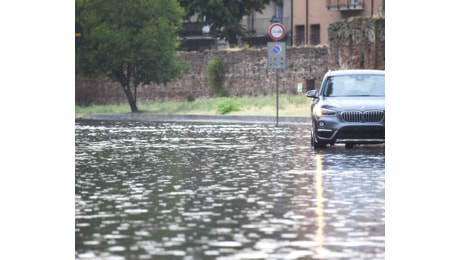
306, 69, 385, 149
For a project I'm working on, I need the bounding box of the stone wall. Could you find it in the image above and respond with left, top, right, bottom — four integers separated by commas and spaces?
76, 17, 384, 106
328, 17, 385, 70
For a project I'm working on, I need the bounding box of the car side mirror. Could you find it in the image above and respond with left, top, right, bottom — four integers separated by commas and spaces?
306, 89, 317, 98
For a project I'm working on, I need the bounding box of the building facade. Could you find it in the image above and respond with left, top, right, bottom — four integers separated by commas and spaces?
241, 1, 292, 33
180, 0, 385, 50
239, 0, 384, 47
291, 0, 385, 46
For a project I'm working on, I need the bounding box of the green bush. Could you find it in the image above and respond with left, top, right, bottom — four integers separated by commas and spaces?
184, 92, 195, 102
216, 97, 241, 115
207, 56, 227, 97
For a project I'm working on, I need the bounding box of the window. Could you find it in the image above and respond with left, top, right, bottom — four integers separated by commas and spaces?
324, 75, 385, 97
295, 25, 305, 45
275, 3, 283, 22
310, 24, 320, 45
306, 79, 315, 91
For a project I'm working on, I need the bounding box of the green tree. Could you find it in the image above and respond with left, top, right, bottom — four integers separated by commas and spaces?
179, 0, 278, 46
76, 0, 188, 112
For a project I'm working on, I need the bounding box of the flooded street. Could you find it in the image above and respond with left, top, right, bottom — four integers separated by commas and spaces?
75, 119, 384, 260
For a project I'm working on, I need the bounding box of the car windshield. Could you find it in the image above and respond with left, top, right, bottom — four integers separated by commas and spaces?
322, 74, 384, 97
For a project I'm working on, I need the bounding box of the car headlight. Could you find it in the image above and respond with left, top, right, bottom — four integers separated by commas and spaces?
314, 107, 336, 117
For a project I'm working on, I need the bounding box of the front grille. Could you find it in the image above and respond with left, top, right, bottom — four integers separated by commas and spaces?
341, 110, 384, 122
336, 127, 385, 139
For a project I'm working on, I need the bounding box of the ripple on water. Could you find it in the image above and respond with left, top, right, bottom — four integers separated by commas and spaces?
75, 121, 385, 260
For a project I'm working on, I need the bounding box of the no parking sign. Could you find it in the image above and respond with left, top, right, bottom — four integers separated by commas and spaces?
267, 42, 285, 70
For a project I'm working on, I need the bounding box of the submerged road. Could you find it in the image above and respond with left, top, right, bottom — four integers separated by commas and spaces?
75, 120, 384, 260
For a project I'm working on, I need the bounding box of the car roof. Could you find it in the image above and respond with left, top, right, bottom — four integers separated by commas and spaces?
326, 69, 385, 76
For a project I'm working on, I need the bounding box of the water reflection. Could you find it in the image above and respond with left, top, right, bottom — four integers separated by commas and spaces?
75, 120, 384, 259
315, 153, 324, 258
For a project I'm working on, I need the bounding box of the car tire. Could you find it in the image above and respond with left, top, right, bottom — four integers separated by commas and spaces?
311, 125, 327, 149
345, 143, 354, 149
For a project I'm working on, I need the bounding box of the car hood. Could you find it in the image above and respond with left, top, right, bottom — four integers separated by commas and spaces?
322, 97, 385, 110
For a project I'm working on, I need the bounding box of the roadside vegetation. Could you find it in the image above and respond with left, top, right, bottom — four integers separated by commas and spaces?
75, 94, 312, 118
76, 0, 187, 113
76, 0, 282, 113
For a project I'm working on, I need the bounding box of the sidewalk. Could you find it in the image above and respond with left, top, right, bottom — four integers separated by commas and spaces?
85, 114, 311, 125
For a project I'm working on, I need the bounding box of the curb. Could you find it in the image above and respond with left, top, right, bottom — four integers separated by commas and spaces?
83, 114, 311, 125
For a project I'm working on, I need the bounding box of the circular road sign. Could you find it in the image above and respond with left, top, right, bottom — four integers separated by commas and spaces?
268, 23, 285, 41
272, 44, 282, 55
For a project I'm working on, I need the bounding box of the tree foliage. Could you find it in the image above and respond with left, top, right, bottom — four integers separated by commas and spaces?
76, 0, 188, 112
179, 0, 275, 45
206, 56, 227, 97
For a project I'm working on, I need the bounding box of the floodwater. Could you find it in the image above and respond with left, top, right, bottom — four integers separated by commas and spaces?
75, 119, 384, 260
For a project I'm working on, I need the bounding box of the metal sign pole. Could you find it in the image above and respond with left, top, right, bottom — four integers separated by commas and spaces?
267, 22, 285, 127
276, 68, 279, 126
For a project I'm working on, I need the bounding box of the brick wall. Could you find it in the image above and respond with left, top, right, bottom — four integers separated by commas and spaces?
76, 17, 384, 106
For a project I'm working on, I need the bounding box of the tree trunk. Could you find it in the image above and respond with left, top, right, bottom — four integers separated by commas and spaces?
121, 83, 139, 112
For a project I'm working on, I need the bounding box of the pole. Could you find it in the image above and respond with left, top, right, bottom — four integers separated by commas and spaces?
276, 68, 279, 126
268, 21, 285, 127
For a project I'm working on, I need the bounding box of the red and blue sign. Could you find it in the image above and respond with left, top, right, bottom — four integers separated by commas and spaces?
267, 42, 286, 69
272, 44, 282, 55
268, 23, 285, 41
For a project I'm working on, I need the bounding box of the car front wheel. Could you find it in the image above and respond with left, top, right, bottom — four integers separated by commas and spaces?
345, 143, 354, 149
311, 125, 327, 149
